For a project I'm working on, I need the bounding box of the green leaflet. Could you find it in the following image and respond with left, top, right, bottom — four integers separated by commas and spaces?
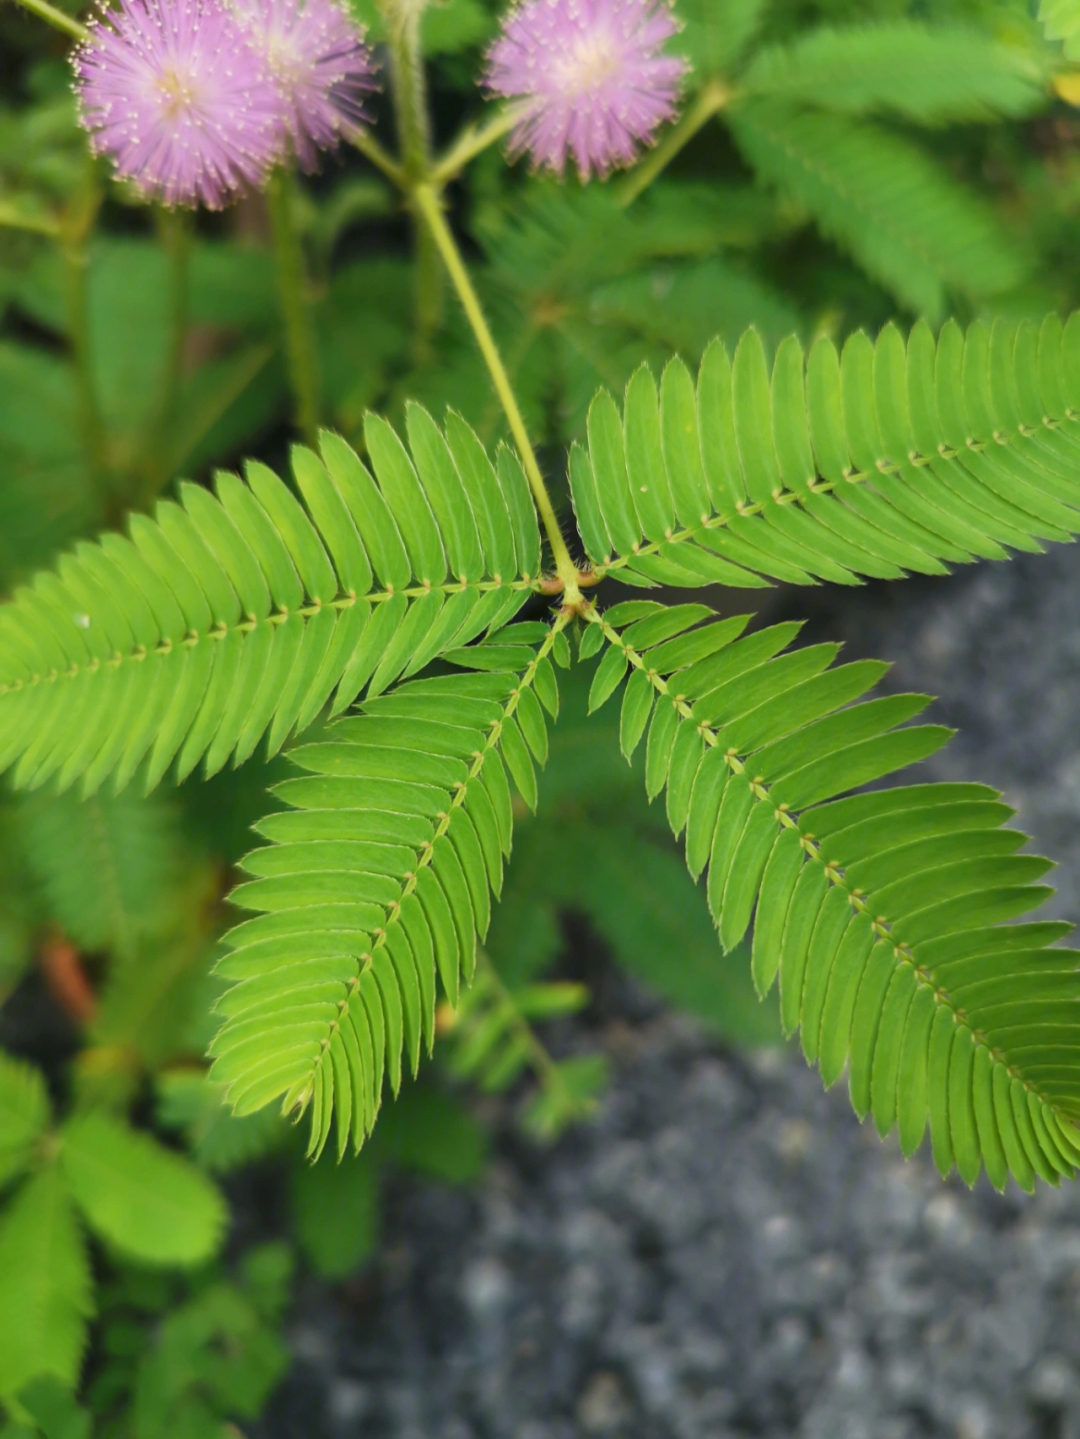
572, 318, 1080, 594
59, 1111, 226, 1267
730, 105, 1027, 318
0, 416, 538, 798
0, 1166, 92, 1398
741, 23, 1043, 123
593, 603, 1080, 1193
211, 636, 560, 1156
1039, 0, 1080, 59
0, 1052, 49, 1190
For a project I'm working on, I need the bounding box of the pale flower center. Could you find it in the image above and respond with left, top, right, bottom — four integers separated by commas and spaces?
157, 66, 198, 116
557, 33, 620, 95
264, 28, 308, 85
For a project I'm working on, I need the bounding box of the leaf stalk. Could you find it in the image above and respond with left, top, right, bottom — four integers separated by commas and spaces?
618, 79, 733, 208
430, 105, 527, 186
412, 182, 584, 606
9, 0, 87, 40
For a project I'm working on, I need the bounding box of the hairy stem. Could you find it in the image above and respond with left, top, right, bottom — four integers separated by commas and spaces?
412, 182, 582, 604
267, 168, 321, 444
10, 0, 87, 39
618, 80, 732, 208
384, 0, 445, 355
346, 125, 409, 188
430, 106, 525, 186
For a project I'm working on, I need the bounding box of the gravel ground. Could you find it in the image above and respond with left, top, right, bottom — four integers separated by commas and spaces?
263, 547, 1080, 1439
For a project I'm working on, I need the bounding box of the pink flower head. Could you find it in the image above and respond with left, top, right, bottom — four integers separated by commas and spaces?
233, 0, 377, 170
485, 0, 686, 181
73, 0, 286, 209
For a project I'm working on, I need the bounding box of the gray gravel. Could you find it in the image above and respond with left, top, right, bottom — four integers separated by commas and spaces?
264, 546, 1080, 1439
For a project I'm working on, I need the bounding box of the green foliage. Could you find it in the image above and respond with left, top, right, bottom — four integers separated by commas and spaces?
88, 1245, 292, 1439
374, 1083, 488, 1184
586, 599, 1079, 1193
155, 1070, 287, 1175
290, 1149, 379, 1278
128, 1269, 290, 1438
290, 1082, 489, 1278
443, 959, 607, 1138
0, 419, 539, 801
6, 4, 1080, 1425
1040, 0, 1080, 59
473, 189, 801, 441
679, 0, 766, 76
0, 1052, 49, 1190
0, 1051, 227, 1397
5, 313, 1080, 1191
17, 788, 179, 956
571, 317, 1080, 590
740, 24, 1045, 121
212, 630, 558, 1156
0, 1168, 92, 1399
729, 106, 1027, 318
15, 1377, 91, 1439
487, 665, 783, 1046
59, 1112, 226, 1268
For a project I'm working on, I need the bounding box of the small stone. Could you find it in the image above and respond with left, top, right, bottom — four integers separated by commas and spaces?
1029, 1353, 1077, 1404
577, 1371, 631, 1433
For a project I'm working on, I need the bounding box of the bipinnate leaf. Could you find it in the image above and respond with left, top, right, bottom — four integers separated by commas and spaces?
0, 416, 538, 801
591, 601, 1080, 1195
17, 788, 179, 958
678, 0, 765, 76
575, 317, 1080, 592
0, 1166, 92, 1397
742, 23, 1044, 122
60, 1112, 226, 1267
729, 106, 1027, 316
211, 629, 561, 1155
0, 1051, 50, 1190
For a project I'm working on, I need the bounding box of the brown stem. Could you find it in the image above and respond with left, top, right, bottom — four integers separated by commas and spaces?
40, 932, 97, 1025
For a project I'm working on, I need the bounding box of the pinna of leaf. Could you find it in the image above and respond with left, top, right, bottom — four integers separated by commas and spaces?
4, 316, 1080, 1195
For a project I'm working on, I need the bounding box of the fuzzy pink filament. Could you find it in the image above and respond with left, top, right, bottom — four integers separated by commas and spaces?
485, 0, 686, 181
234, 0, 377, 170
73, 0, 286, 209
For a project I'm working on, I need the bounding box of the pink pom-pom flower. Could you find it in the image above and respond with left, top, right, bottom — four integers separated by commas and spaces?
484, 0, 687, 181
73, 0, 286, 209
233, 0, 377, 170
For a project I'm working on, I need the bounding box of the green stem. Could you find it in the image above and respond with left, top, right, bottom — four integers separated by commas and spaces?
618, 80, 732, 208
384, 1, 444, 357
474, 949, 564, 1090
267, 168, 321, 444
345, 125, 409, 188
0, 203, 59, 236
9, 0, 86, 39
430, 105, 526, 187
414, 221, 443, 363
412, 182, 582, 603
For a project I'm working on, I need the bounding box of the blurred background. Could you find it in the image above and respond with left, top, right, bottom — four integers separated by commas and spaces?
3, 0, 1080, 1434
